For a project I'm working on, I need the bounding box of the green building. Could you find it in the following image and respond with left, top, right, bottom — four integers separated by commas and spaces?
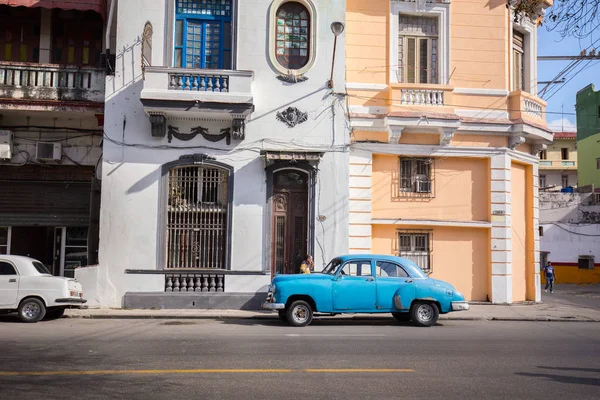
576, 84, 600, 190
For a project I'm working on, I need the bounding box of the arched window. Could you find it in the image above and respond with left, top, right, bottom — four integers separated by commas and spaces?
275, 2, 310, 71
164, 160, 232, 269
142, 22, 153, 78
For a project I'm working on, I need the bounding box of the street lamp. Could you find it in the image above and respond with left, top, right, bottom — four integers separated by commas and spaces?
327, 21, 345, 89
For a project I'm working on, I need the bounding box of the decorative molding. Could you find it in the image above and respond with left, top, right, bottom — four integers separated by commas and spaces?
439, 128, 455, 146
388, 126, 404, 144
531, 142, 547, 155
453, 88, 510, 96
372, 218, 491, 228
179, 153, 216, 162
168, 125, 232, 145
276, 107, 309, 128
508, 135, 526, 150
277, 73, 309, 84
149, 113, 167, 138
346, 82, 389, 91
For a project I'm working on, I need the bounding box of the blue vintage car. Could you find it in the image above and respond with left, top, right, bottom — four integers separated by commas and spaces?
262, 254, 469, 327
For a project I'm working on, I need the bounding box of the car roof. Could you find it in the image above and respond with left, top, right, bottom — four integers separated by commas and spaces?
335, 254, 410, 263
0, 255, 44, 276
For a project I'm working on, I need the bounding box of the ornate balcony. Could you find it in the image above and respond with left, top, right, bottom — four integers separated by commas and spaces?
140, 67, 254, 140
508, 90, 547, 125
0, 61, 105, 109
390, 83, 454, 111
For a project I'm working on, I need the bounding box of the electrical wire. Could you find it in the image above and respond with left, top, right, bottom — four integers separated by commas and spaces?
550, 222, 600, 237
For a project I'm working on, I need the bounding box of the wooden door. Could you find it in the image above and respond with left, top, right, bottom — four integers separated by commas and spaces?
272, 170, 308, 277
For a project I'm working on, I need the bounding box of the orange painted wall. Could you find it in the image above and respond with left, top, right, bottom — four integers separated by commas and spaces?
372, 225, 490, 301
511, 163, 528, 301
451, 134, 508, 148
398, 133, 440, 145
372, 155, 489, 221
450, 1, 508, 90
541, 265, 600, 284
346, 0, 388, 84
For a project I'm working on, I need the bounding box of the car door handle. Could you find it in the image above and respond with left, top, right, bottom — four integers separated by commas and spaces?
9, 279, 17, 283
405, 279, 413, 283
366, 277, 374, 282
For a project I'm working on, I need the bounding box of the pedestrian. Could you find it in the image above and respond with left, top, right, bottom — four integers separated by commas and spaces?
543, 261, 555, 293
299, 254, 313, 274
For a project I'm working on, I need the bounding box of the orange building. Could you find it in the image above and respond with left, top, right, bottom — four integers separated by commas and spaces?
346, 0, 553, 303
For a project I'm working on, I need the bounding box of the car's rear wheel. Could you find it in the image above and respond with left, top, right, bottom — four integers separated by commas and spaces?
411, 301, 439, 327
391, 312, 411, 322
44, 308, 66, 320
18, 298, 46, 323
287, 300, 313, 327
278, 309, 287, 321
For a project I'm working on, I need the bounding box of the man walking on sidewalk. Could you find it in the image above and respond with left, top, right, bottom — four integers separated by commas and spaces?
543, 261, 556, 293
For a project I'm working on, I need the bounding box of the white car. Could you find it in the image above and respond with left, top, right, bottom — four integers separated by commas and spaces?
0, 255, 87, 322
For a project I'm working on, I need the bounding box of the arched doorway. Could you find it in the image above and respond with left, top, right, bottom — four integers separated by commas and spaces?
272, 169, 309, 276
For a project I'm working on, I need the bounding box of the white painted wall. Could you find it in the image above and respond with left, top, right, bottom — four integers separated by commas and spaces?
79, 0, 350, 307
539, 170, 577, 190
540, 223, 600, 264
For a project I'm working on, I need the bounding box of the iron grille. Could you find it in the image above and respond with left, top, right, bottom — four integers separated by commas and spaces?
397, 229, 433, 273
167, 166, 228, 269
399, 157, 435, 198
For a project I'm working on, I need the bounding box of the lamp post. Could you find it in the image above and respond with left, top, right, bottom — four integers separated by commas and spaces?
328, 21, 345, 89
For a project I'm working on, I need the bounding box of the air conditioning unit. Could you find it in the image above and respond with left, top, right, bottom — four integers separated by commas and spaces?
36, 142, 62, 161
416, 179, 432, 193
0, 130, 13, 160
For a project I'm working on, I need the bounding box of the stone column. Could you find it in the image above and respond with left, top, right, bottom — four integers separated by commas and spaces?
532, 162, 541, 302
490, 154, 513, 303
349, 149, 372, 253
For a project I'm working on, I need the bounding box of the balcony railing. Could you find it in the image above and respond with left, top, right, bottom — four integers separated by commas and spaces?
391, 84, 454, 110
142, 66, 253, 103
508, 90, 547, 124
539, 160, 577, 169
0, 61, 105, 103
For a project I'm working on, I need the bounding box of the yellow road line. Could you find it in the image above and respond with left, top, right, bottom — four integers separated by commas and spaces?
305, 369, 414, 373
0, 368, 414, 377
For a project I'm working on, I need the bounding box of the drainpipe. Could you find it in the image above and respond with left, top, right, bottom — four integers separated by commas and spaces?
105, 0, 116, 72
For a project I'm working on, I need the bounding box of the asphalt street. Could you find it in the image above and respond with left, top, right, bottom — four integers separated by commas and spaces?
0, 317, 599, 400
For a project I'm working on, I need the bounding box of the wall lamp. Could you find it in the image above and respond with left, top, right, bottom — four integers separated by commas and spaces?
328, 21, 345, 89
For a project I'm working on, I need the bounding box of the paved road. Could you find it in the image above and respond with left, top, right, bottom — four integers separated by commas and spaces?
1, 317, 599, 400
542, 284, 600, 310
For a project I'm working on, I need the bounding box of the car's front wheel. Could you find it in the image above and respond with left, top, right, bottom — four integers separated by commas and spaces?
287, 300, 313, 327
392, 312, 411, 322
18, 298, 46, 323
44, 308, 66, 320
411, 301, 439, 327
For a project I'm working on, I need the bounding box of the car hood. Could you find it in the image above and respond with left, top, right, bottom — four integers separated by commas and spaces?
272, 273, 331, 284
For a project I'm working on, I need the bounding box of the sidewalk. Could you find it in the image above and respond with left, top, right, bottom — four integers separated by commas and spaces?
66, 285, 600, 322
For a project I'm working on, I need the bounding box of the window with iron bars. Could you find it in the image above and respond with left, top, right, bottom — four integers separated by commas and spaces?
397, 230, 433, 273
166, 165, 229, 269
399, 157, 435, 197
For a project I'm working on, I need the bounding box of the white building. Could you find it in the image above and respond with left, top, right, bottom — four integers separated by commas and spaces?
77, 0, 350, 308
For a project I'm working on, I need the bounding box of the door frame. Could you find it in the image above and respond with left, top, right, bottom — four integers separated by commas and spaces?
265, 161, 317, 277
54, 227, 67, 276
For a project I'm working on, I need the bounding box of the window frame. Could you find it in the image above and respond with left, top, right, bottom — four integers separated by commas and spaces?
511, 21, 536, 94
375, 260, 409, 278
173, 0, 234, 70
399, 157, 435, 197
158, 155, 235, 271
268, 0, 317, 76
561, 148, 569, 160
390, 2, 449, 85
398, 15, 439, 84
539, 174, 547, 188
0, 227, 11, 255
561, 175, 569, 188
338, 259, 373, 277
396, 230, 433, 274
539, 150, 547, 160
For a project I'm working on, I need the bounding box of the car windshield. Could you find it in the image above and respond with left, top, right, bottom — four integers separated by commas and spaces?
32, 261, 51, 275
321, 258, 342, 275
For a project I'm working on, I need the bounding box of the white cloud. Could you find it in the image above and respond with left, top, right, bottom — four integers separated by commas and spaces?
547, 118, 576, 132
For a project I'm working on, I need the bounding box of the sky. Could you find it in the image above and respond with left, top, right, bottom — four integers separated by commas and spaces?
537, 25, 600, 133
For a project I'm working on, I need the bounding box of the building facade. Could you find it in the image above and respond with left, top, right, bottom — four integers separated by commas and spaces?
0, 1, 105, 277
538, 131, 577, 190
345, 0, 552, 303
576, 84, 600, 191
76, 0, 350, 308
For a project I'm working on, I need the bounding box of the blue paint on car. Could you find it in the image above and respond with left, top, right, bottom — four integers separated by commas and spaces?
263, 254, 470, 327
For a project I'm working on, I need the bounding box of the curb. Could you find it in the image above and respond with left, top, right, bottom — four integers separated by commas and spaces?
63, 313, 600, 323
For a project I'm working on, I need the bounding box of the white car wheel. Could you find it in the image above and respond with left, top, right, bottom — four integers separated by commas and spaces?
18, 298, 46, 323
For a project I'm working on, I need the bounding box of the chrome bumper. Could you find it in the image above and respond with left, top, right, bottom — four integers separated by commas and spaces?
262, 302, 285, 310
451, 301, 470, 311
